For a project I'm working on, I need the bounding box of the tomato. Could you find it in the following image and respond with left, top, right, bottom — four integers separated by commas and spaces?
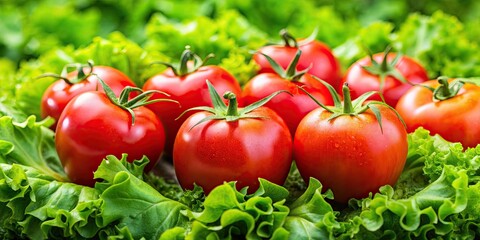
243, 50, 333, 136
55, 84, 167, 186
143, 48, 242, 157
343, 50, 429, 107
173, 81, 292, 194
395, 77, 480, 148
294, 83, 408, 203
253, 29, 342, 91
41, 62, 137, 129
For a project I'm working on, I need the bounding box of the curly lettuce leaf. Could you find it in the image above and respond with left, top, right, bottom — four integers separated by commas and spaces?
94, 155, 189, 239
349, 166, 468, 239
0, 163, 102, 239
0, 116, 66, 182
283, 178, 339, 240
163, 179, 290, 239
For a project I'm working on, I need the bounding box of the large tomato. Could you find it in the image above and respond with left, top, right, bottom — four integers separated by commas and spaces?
294, 83, 408, 203
253, 29, 342, 91
143, 48, 242, 157
41, 62, 136, 129
55, 83, 167, 186
395, 77, 480, 148
343, 50, 429, 107
243, 50, 333, 136
174, 81, 292, 194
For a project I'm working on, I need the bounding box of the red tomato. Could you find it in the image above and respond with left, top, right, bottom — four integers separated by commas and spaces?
343, 52, 429, 107
242, 73, 333, 136
174, 108, 292, 194
55, 91, 165, 186
143, 55, 241, 157
253, 30, 342, 91
294, 84, 408, 203
395, 79, 480, 148
41, 64, 136, 129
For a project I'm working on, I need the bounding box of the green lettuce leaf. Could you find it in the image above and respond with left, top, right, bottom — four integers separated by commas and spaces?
94, 155, 189, 239
167, 179, 290, 239
0, 116, 66, 182
0, 163, 102, 239
283, 178, 339, 240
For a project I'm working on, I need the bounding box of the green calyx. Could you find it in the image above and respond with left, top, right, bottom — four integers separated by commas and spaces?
151, 46, 214, 76
432, 76, 465, 101
37, 60, 95, 84
96, 77, 178, 125
300, 77, 405, 133
258, 49, 310, 81
178, 80, 289, 130
361, 46, 409, 91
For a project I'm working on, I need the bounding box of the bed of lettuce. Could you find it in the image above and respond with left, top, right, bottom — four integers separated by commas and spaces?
1, 0, 480, 239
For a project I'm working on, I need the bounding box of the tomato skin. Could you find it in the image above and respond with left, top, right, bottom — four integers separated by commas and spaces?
242, 73, 333, 136
343, 53, 429, 107
55, 91, 165, 186
173, 107, 292, 194
395, 80, 480, 148
254, 41, 342, 91
143, 66, 242, 157
41, 66, 136, 129
294, 105, 408, 203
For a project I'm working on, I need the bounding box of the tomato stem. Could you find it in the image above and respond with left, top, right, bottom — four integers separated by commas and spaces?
224, 91, 239, 116
342, 83, 354, 114
36, 60, 94, 85
433, 76, 464, 101
179, 46, 193, 76
280, 29, 298, 48
150, 46, 214, 77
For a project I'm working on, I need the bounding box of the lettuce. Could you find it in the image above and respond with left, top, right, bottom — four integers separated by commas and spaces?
0, 116, 66, 182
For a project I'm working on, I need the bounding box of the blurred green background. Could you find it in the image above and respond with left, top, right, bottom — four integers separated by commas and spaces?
2, 0, 480, 66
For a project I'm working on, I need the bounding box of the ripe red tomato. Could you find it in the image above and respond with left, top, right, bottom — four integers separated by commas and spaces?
253, 30, 342, 91
395, 78, 480, 148
173, 82, 292, 194
41, 63, 136, 129
242, 73, 332, 136
343, 51, 429, 107
55, 90, 165, 186
143, 49, 242, 157
294, 83, 408, 203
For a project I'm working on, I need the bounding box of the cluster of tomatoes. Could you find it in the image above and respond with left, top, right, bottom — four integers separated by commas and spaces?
41, 30, 480, 203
